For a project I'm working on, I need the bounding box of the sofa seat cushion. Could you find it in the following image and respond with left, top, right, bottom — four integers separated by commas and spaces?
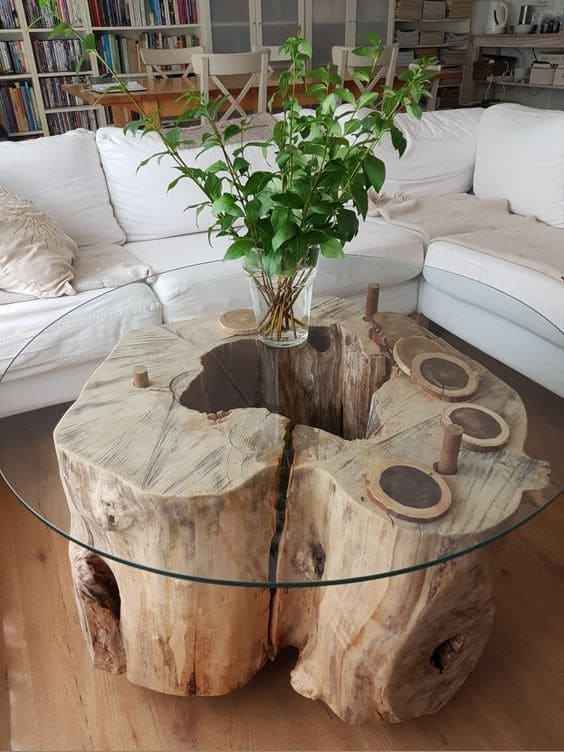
474, 103, 564, 229
125, 220, 424, 321
0, 129, 125, 247
424, 239, 564, 345
0, 283, 162, 381
371, 107, 484, 197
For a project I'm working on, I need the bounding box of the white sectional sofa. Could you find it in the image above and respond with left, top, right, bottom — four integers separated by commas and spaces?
0, 102, 562, 417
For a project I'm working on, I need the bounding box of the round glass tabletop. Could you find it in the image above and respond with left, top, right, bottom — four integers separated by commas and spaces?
0, 255, 562, 588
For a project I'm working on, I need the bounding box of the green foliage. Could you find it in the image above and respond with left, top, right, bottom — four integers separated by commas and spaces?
36, 0, 437, 278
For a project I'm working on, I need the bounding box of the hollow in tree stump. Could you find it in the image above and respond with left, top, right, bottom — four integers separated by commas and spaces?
54, 301, 549, 721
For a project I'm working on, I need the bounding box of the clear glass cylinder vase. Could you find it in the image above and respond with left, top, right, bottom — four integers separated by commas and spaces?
244, 248, 319, 349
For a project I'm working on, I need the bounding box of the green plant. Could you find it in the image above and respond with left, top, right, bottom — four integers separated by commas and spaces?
38, 2, 436, 340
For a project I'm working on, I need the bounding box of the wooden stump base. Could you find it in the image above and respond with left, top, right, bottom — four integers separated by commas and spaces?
54, 301, 549, 723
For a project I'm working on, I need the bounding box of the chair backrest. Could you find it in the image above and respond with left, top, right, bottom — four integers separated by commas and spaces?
140, 46, 205, 80
191, 51, 270, 123
409, 63, 441, 111
332, 44, 399, 96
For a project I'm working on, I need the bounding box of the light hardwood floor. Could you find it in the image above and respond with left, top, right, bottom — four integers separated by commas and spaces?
0, 334, 563, 752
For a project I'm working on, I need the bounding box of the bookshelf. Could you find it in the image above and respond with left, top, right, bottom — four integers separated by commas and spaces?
393, 0, 473, 108
1, 0, 415, 137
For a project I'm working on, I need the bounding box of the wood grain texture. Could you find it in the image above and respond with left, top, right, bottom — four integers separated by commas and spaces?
51, 301, 549, 721
1, 327, 563, 749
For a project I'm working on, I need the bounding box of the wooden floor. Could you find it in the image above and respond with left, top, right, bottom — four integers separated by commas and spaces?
0, 335, 563, 752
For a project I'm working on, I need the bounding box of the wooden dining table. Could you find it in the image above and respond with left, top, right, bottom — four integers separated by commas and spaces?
62, 69, 462, 127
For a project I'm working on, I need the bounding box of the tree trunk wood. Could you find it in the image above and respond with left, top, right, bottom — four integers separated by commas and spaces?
54, 300, 550, 721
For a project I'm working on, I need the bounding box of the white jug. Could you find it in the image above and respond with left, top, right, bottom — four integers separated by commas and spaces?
485, 1, 509, 33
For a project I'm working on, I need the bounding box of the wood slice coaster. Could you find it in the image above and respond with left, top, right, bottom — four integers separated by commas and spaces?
365, 459, 452, 522
218, 308, 258, 336
411, 352, 479, 402
393, 335, 446, 376
442, 403, 510, 452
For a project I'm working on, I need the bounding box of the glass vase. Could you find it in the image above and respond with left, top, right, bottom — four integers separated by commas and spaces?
245, 248, 319, 349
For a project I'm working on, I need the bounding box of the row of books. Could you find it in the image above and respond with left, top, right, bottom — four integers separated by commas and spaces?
87, 0, 198, 28
22, 0, 83, 27
40, 74, 82, 107
0, 40, 27, 74
0, 0, 18, 28
0, 81, 41, 133
97, 31, 199, 74
396, 0, 473, 19
47, 108, 97, 134
33, 38, 88, 72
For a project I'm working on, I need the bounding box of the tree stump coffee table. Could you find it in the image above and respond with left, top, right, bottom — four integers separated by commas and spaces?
52, 296, 550, 724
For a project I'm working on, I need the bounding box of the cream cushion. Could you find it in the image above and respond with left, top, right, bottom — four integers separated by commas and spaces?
0, 185, 76, 298
95, 116, 276, 242
367, 107, 484, 197
474, 103, 564, 229
0, 129, 125, 247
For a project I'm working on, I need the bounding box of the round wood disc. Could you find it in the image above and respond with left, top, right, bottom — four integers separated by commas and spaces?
393, 336, 446, 376
442, 403, 510, 452
218, 308, 258, 336
365, 459, 452, 522
411, 352, 479, 402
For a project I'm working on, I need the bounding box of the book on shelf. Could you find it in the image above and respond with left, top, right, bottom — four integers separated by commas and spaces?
0, 40, 27, 74
47, 108, 97, 134
40, 74, 87, 106
33, 38, 87, 72
0, 0, 19, 28
96, 31, 200, 73
22, 0, 83, 27
87, 0, 198, 27
0, 80, 40, 132
395, 29, 420, 45
439, 47, 467, 65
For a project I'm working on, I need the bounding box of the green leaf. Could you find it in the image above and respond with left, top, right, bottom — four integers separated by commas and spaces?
319, 236, 345, 259
390, 126, 407, 157
48, 21, 71, 39
334, 87, 355, 104
232, 156, 250, 174
82, 32, 96, 52
350, 176, 369, 218
336, 208, 359, 241
405, 102, 423, 119
212, 195, 243, 217
207, 159, 228, 175
243, 171, 272, 196
358, 91, 379, 109
224, 238, 255, 260
272, 192, 303, 210
272, 221, 298, 252
363, 153, 386, 192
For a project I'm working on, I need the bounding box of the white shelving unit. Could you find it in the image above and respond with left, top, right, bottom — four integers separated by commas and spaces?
462, 33, 564, 104
392, 3, 473, 108
2, 0, 401, 137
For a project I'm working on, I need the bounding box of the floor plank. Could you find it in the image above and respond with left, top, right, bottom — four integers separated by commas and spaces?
0, 333, 563, 751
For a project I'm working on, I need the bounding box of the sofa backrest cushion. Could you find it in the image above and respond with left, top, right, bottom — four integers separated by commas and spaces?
96, 119, 275, 242
473, 103, 564, 229
372, 107, 484, 197
0, 129, 125, 247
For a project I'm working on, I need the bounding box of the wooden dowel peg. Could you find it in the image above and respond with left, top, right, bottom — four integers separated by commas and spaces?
364, 283, 380, 322
132, 366, 149, 388
437, 423, 463, 475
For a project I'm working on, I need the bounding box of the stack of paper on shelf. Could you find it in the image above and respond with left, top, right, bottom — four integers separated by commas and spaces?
396, 0, 423, 20
446, 0, 474, 18
395, 29, 420, 45
398, 50, 416, 66
422, 0, 447, 19
440, 47, 467, 65
420, 30, 446, 45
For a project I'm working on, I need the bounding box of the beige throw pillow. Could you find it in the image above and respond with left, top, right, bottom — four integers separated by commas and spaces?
0, 185, 76, 298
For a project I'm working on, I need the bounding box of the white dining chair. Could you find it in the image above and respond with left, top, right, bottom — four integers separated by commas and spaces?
140, 46, 205, 81
332, 44, 399, 97
191, 50, 270, 123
